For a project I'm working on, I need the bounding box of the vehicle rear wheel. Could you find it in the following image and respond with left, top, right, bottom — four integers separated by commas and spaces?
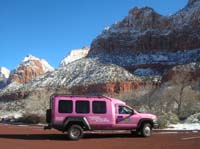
141, 123, 152, 137
68, 125, 83, 140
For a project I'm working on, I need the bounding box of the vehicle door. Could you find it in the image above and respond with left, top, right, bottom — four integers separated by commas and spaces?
115, 104, 139, 128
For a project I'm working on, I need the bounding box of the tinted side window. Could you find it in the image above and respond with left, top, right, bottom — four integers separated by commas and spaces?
76, 101, 90, 113
92, 101, 106, 114
59, 100, 73, 113
118, 106, 133, 114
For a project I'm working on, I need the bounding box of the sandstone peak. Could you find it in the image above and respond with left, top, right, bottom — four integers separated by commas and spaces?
128, 6, 156, 17
19, 54, 54, 72
89, 0, 200, 57
8, 54, 54, 84
114, 6, 166, 31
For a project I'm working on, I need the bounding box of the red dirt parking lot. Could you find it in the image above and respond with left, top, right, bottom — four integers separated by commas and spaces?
0, 124, 199, 149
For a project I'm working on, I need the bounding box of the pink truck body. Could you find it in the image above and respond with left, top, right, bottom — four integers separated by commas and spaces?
45, 95, 158, 140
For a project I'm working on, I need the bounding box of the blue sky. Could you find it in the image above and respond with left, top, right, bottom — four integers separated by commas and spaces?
0, 0, 188, 70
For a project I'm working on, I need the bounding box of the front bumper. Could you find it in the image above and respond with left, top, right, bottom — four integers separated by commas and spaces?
153, 119, 159, 129
153, 122, 159, 129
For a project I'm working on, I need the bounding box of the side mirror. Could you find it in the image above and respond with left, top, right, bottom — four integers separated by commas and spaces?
131, 110, 134, 115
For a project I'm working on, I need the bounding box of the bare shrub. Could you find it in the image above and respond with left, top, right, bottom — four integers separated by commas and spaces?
16, 113, 45, 124
157, 113, 179, 128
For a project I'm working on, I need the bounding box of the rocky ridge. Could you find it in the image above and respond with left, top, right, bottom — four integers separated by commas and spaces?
88, 0, 200, 75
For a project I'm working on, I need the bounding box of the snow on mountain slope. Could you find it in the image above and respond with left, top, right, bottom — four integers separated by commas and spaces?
0, 67, 10, 88
0, 67, 10, 79
60, 47, 89, 67
21, 54, 54, 72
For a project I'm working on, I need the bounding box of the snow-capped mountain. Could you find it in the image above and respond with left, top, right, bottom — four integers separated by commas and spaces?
8, 54, 54, 84
21, 54, 54, 72
0, 67, 10, 88
0, 67, 10, 79
60, 47, 89, 67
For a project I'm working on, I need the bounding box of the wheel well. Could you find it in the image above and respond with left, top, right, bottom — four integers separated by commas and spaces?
64, 121, 86, 131
63, 117, 91, 131
68, 122, 84, 127
138, 119, 153, 130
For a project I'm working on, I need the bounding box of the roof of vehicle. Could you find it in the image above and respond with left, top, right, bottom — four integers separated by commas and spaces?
51, 94, 126, 105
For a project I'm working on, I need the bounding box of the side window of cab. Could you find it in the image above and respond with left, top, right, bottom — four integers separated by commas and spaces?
118, 106, 133, 115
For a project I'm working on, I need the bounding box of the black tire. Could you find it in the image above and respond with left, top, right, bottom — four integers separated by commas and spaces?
68, 125, 83, 140
140, 123, 152, 137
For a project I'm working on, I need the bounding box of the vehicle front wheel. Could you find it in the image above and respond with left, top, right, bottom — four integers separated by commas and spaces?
68, 125, 83, 140
140, 123, 152, 137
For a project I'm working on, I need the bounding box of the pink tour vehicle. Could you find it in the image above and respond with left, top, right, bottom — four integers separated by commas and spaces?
44, 95, 158, 140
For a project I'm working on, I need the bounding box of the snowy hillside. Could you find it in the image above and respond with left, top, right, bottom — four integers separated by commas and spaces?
18, 58, 141, 90
89, 48, 200, 75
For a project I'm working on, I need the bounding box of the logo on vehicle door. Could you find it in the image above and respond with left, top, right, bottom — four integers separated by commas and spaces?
89, 116, 110, 123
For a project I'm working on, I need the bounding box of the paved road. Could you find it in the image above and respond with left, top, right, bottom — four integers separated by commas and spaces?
0, 124, 199, 149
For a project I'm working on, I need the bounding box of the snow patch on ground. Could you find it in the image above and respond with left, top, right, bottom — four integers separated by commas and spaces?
0, 113, 22, 119
167, 123, 200, 130
0, 112, 23, 123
